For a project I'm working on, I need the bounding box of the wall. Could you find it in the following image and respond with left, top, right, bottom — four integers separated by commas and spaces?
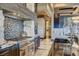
37, 3, 47, 12
23, 20, 35, 40
37, 18, 45, 38
4, 17, 23, 39
27, 3, 35, 12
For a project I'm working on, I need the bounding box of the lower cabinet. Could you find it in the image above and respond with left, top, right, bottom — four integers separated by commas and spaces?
0, 43, 20, 56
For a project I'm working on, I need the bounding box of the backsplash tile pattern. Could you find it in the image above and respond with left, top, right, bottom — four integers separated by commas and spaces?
4, 17, 23, 40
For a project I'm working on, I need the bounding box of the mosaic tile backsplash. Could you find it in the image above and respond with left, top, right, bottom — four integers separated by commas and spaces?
4, 17, 24, 40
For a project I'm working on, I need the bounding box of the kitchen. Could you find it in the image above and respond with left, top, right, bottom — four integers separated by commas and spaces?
0, 3, 79, 56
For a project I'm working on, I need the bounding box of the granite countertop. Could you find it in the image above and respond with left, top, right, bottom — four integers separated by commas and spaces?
0, 40, 7, 46
0, 36, 34, 50
5, 36, 33, 41
0, 41, 17, 49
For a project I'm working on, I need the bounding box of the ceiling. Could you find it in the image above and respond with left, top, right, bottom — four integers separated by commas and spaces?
53, 3, 79, 16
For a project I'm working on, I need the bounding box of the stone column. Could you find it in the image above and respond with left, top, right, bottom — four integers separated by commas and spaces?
24, 3, 35, 38
0, 10, 5, 41
51, 4, 54, 40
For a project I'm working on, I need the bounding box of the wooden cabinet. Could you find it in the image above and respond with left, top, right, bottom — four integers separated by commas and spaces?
0, 43, 20, 56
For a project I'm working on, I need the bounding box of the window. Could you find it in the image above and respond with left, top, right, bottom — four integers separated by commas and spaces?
54, 17, 59, 28
54, 16, 64, 28
59, 16, 64, 28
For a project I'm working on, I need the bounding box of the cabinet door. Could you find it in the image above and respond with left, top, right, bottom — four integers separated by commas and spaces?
9, 44, 20, 56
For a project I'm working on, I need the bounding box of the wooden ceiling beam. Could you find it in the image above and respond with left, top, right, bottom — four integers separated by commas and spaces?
37, 11, 48, 18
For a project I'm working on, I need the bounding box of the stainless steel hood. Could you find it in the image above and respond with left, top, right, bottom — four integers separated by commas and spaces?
0, 3, 36, 20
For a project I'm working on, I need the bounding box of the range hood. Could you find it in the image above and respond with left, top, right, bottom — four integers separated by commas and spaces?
0, 3, 36, 20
